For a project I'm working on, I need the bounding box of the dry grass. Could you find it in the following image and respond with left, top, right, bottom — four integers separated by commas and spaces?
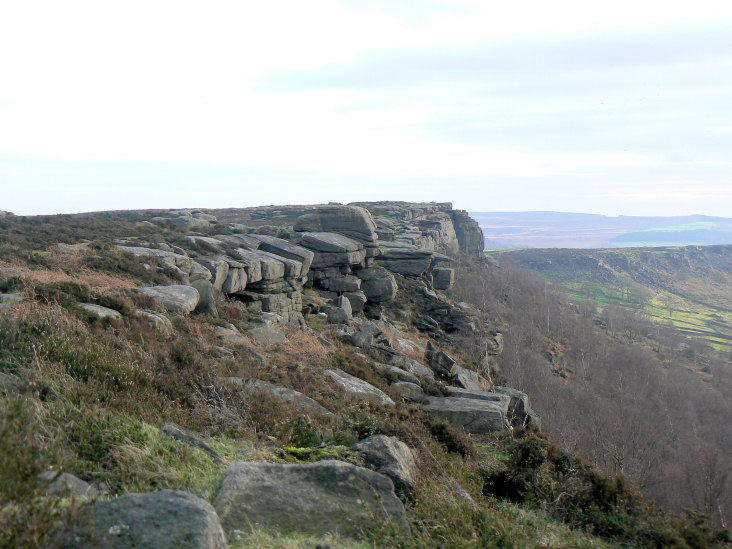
0, 252, 138, 294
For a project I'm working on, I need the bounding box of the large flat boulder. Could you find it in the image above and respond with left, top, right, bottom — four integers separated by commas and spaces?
300, 232, 367, 269
214, 460, 407, 539
294, 205, 378, 244
136, 285, 200, 314
324, 369, 394, 407
426, 397, 505, 434
444, 387, 510, 413
60, 490, 226, 548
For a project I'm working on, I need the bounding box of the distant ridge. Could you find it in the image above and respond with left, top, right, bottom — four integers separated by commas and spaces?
469, 211, 732, 249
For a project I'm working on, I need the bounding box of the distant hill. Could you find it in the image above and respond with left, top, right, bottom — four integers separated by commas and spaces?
470, 211, 732, 249
487, 245, 732, 351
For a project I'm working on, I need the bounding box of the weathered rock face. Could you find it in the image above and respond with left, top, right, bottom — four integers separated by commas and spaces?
324, 368, 395, 407
450, 209, 485, 257
136, 285, 200, 314
191, 279, 218, 316
494, 386, 542, 429
214, 460, 407, 539
426, 397, 505, 434
352, 435, 417, 502
60, 490, 226, 549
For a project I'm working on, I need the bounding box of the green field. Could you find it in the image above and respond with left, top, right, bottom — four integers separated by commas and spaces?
487, 246, 732, 352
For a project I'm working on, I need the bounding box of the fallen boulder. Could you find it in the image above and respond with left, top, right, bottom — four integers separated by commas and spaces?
136, 285, 200, 314
352, 435, 417, 502
214, 460, 407, 539
79, 303, 122, 321
60, 490, 226, 549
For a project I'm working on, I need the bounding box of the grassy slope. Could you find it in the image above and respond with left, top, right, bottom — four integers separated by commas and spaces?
0, 211, 728, 548
487, 246, 732, 352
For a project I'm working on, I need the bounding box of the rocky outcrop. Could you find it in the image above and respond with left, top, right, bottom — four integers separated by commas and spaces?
60, 490, 226, 549
191, 279, 218, 316
450, 209, 485, 257
214, 460, 407, 539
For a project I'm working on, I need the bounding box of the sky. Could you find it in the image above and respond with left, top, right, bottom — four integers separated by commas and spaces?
2, 1, 732, 216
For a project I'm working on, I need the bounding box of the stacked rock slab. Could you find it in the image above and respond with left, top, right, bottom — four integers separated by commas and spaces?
190, 235, 313, 322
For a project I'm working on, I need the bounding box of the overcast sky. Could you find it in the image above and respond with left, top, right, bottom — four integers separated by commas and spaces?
2, 1, 732, 216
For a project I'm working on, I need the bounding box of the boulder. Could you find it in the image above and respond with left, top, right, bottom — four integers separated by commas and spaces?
79, 303, 122, 321
246, 325, 287, 347
392, 381, 425, 403
229, 378, 333, 418
162, 423, 223, 463
60, 490, 226, 549
214, 460, 406, 539
215, 325, 247, 345
355, 267, 398, 302
324, 369, 395, 407
39, 471, 99, 499
425, 342, 458, 378
136, 285, 200, 314
350, 331, 373, 348
444, 387, 510, 413
191, 279, 218, 316
294, 205, 379, 244
342, 290, 367, 313
432, 267, 455, 290
426, 397, 505, 434
352, 435, 417, 501
452, 365, 490, 392
319, 274, 361, 292
134, 309, 173, 335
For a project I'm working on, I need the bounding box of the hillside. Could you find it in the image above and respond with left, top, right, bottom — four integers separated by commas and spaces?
487, 246, 732, 352
471, 212, 732, 249
1, 204, 729, 548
